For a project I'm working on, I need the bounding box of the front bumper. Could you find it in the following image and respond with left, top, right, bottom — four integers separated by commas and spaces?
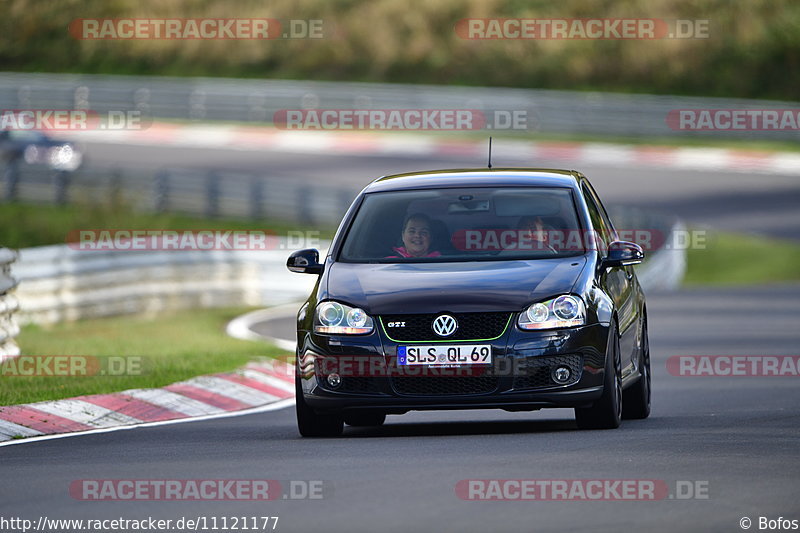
297, 322, 610, 414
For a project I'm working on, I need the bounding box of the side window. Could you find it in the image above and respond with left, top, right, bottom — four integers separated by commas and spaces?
586, 183, 617, 239
582, 185, 610, 255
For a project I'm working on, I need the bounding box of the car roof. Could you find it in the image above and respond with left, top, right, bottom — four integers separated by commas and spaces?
364, 168, 583, 193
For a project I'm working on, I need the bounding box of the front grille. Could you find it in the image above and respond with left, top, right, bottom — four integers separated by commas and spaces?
391, 376, 499, 396
340, 377, 385, 394
381, 312, 511, 342
512, 354, 583, 389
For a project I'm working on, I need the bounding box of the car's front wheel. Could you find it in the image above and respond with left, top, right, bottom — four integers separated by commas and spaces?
575, 321, 622, 430
622, 313, 651, 420
295, 376, 344, 437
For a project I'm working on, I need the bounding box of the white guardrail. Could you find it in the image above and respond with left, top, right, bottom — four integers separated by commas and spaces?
9, 219, 684, 327
635, 220, 688, 292
2, 72, 799, 141
0, 247, 21, 359
12, 242, 321, 325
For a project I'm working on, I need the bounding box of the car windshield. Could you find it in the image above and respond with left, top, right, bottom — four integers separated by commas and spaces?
339, 187, 586, 262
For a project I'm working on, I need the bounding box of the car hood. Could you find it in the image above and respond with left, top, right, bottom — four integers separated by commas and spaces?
326, 257, 587, 315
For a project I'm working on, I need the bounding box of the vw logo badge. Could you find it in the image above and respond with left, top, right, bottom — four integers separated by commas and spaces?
432, 314, 458, 337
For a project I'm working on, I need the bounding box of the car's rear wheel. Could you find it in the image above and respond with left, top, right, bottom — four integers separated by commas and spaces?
295, 376, 344, 437
344, 413, 386, 427
623, 313, 651, 420
575, 321, 622, 430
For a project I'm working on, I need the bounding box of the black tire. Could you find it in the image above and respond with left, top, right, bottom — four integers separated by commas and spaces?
575, 321, 622, 430
623, 314, 651, 420
344, 412, 386, 427
295, 376, 343, 437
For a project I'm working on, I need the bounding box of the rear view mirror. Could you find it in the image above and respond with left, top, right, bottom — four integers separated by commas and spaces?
603, 241, 644, 268
287, 248, 323, 275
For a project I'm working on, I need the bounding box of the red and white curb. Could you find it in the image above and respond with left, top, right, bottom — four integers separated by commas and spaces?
59, 122, 800, 175
0, 359, 295, 446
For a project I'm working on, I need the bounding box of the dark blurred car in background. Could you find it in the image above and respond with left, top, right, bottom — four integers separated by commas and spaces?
0, 129, 83, 171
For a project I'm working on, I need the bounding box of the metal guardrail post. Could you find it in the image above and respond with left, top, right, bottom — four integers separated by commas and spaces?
109, 167, 123, 206
297, 185, 312, 226
250, 177, 264, 220
53, 170, 70, 205
0, 247, 20, 360
4, 159, 20, 202
154, 169, 170, 212
206, 171, 220, 218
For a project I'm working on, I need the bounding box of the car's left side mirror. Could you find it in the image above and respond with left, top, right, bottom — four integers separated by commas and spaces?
602, 240, 644, 268
287, 248, 324, 275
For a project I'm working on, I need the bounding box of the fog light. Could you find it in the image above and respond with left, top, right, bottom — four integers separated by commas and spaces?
552, 366, 571, 383
327, 373, 342, 388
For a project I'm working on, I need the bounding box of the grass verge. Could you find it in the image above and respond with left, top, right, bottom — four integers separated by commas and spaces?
0, 307, 290, 406
684, 231, 800, 285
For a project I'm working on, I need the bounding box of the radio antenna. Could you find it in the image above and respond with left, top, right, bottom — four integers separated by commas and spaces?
487, 137, 493, 169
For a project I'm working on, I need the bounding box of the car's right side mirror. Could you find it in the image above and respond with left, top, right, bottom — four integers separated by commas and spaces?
602, 240, 644, 268
287, 248, 324, 275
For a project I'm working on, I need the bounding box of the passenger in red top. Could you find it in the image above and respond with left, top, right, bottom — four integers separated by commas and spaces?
388, 213, 442, 258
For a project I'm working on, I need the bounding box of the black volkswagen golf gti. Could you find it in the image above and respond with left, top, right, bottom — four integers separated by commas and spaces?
287, 169, 650, 436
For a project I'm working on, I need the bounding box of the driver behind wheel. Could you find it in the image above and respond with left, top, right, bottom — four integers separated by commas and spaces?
386, 213, 443, 258
517, 215, 558, 251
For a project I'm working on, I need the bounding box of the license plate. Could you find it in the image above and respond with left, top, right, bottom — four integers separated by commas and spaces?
397, 345, 492, 366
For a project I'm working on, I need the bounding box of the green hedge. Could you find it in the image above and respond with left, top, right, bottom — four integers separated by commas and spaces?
1, 0, 798, 99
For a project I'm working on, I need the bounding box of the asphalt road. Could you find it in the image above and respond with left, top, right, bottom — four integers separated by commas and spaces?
81, 140, 800, 240
2, 284, 799, 533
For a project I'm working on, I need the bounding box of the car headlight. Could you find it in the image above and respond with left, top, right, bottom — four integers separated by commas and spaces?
314, 301, 374, 334
23, 145, 40, 164
518, 295, 586, 330
48, 145, 82, 171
